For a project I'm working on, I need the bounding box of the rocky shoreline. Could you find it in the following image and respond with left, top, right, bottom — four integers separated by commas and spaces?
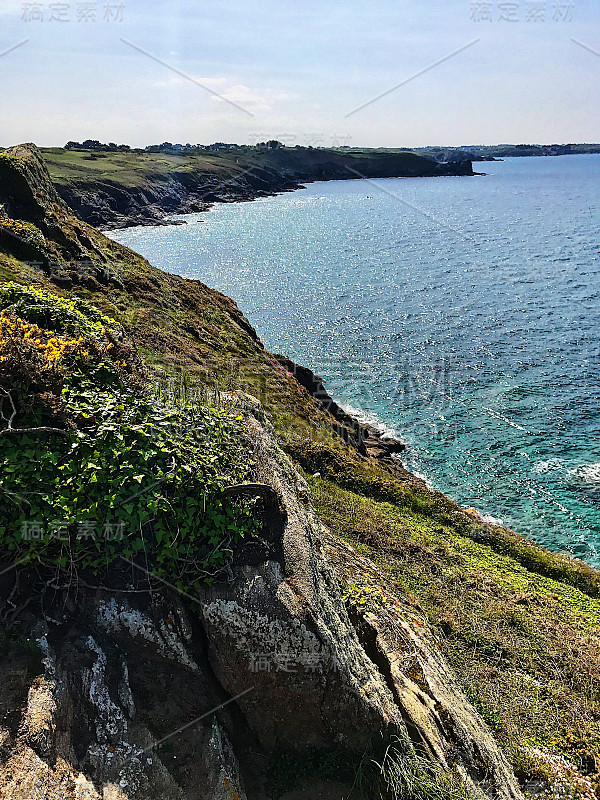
275, 354, 427, 487
57, 170, 302, 230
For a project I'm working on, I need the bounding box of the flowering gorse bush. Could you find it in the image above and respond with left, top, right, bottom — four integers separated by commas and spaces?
0, 310, 84, 366
0, 218, 45, 249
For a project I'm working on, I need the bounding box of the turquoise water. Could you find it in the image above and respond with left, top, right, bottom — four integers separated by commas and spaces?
109, 155, 600, 566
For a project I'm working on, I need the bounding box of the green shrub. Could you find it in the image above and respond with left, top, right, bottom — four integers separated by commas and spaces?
0, 285, 259, 590
0, 282, 117, 336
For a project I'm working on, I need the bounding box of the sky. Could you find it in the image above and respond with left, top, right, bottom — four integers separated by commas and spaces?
1, 0, 599, 148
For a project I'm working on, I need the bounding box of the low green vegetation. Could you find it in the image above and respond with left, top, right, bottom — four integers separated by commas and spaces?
40, 146, 240, 189
0, 283, 258, 589
269, 738, 475, 800
303, 470, 600, 791
364, 739, 475, 800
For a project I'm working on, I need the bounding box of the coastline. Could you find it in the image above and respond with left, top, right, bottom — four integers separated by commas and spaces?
103, 162, 600, 569
273, 354, 424, 483
62, 170, 475, 231
275, 354, 513, 529
41, 146, 475, 230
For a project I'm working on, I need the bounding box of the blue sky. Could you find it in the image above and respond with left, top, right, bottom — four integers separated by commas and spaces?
1, 0, 599, 147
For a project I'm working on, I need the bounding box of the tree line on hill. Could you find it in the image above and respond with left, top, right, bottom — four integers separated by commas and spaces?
64, 139, 286, 153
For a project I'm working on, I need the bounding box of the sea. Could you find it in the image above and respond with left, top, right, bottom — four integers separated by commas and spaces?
108, 154, 600, 567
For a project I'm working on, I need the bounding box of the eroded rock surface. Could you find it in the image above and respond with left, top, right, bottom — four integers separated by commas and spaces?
0, 395, 523, 799
325, 534, 524, 799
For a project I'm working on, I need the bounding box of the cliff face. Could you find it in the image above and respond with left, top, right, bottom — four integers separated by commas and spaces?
39, 146, 474, 229
0, 393, 522, 800
0, 144, 599, 800
0, 144, 108, 265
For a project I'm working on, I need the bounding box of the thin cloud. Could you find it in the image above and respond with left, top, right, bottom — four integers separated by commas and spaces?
151, 74, 277, 110
212, 84, 268, 106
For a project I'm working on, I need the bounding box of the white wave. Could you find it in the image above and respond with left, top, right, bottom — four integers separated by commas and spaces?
567, 463, 600, 486
462, 507, 504, 526
403, 466, 435, 489
480, 513, 504, 526
532, 458, 564, 474
338, 402, 436, 491
340, 404, 510, 526
338, 402, 402, 441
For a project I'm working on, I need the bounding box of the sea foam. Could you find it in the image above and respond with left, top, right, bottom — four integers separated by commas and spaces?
567, 463, 600, 486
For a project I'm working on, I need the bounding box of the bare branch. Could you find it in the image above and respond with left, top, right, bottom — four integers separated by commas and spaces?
0, 386, 67, 438
0, 426, 68, 438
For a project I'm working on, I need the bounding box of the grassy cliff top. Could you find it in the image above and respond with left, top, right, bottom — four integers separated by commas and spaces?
38, 144, 463, 190
39, 146, 257, 188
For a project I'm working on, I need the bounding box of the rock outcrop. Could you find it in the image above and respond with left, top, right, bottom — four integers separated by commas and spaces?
325, 534, 523, 796
0, 145, 103, 263
0, 145, 119, 290
0, 395, 523, 799
274, 354, 425, 486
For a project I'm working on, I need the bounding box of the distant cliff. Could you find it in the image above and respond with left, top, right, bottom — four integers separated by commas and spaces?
413, 142, 600, 162
36, 145, 474, 229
